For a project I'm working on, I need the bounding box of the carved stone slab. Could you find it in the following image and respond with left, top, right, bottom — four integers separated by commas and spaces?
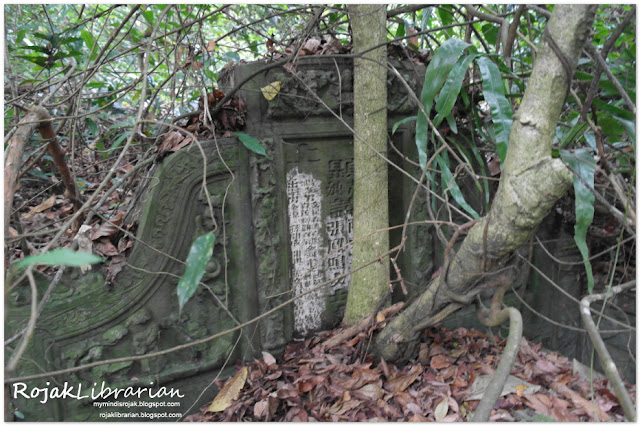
220, 57, 427, 335
6, 139, 259, 420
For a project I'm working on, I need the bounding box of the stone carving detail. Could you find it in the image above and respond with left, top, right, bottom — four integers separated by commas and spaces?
250, 138, 290, 351
325, 159, 354, 292
286, 168, 326, 334
266, 61, 421, 119
284, 138, 355, 335
6, 140, 250, 421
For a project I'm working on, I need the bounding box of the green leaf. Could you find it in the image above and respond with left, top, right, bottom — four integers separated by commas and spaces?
614, 117, 636, 150
583, 132, 597, 152
592, 98, 634, 121
17, 249, 103, 268
80, 30, 94, 50
456, 135, 490, 211
532, 414, 556, 422
433, 53, 480, 127
416, 38, 470, 169
16, 29, 27, 45
477, 56, 513, 163
177, 232, 216, 311
141, 10, 155, 27
558, 121, 589, 150
444, 112, 457, 134
395, 23, 405, 38
85, 117, 99, 138
234, 131, 266, 156
560, 149, 596, 293
435, 152, 479, 219
86, 82, 108, 88
481, 22, 498, 46
16, 45, 50, 54
106, 131, 131, 158
392, 116, 416, 135
223, 51, 241, 62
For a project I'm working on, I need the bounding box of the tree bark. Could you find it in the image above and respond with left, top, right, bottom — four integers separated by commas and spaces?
4, 107, 52, 236
344, 4, 390, 325
375, 4, 598, 360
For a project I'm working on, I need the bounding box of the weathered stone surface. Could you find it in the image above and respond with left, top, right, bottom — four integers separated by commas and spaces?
220, 57, 426, 336
6, 139, 259, 420
7, 58, 430, 420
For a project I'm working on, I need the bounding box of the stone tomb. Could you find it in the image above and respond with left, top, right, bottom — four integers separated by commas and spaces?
6, 58, 430, 421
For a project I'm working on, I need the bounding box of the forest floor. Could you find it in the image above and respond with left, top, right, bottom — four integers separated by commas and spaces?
185, 307, 634, 422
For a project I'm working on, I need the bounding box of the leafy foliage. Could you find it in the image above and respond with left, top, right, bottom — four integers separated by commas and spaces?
235, 131, 267, 156
177, 232, 216, 311
17, 248, 103, 268
560, 149, 596, 293
416, 38, 470, 170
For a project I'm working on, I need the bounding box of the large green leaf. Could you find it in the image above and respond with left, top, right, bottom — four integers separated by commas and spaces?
614, 117, 636, 150
433, 53, 481, 128
392, 116, 416, 135
592, 98, 634, 121
558, 121, 589, 150
452, 135, 490, 211
17, 248, 103, 268
477, 56, 513, 163
560, 149, 596, 293
416, 38, 470, 170
435, 152, 479, 219
234, 131, 266, 156
177, 232, 216, 311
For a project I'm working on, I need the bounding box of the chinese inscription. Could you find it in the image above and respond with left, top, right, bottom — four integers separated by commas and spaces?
286, 168, 325, 335
286, 156, 354, 335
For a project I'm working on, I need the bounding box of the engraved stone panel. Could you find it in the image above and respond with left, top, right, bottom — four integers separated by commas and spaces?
282, 138, 354, 334
6, 139, 259, 421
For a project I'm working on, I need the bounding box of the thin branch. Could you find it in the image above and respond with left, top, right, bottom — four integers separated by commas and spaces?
6, 268, 38, 372
584, 43, 636, 116
580, 281, 637, 421
387, 4, 430, 18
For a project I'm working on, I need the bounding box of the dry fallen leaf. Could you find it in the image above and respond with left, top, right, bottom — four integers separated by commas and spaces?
92, 211, 124, 240
22, 194, 57, 219
351, 383, 384, 401
261, 81, 281, 100
253, 399, 268, 419
75, 224, 94, 273
207, 366, 248, 412
384, 364, 423, 393
302, 38, 321, 54
262, 351, 277, 369
434, 397, 449, 421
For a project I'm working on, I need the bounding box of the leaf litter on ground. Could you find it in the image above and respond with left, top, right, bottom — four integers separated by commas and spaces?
185, 311, 634, 422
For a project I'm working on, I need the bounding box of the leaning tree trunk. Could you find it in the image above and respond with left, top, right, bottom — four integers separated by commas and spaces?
375, 4, 598, 360
344, 4, 390, 325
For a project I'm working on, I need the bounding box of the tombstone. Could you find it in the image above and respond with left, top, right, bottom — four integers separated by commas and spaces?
6, 138, 260, 420
6, 57, 430, 421
220, 57, 430, 331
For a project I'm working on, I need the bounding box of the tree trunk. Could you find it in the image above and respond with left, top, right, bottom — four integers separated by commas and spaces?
344, 4, 390, 325
375, 4, 598, 360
